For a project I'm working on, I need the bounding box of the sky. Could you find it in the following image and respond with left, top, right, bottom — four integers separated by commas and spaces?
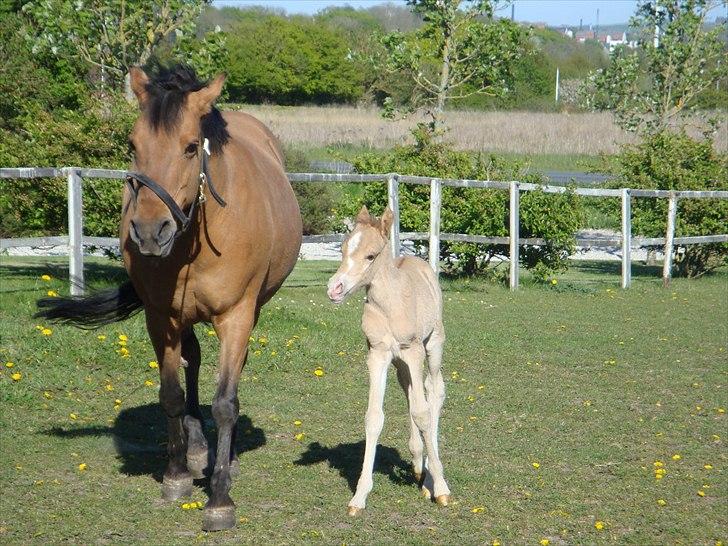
213, 0, 644, 27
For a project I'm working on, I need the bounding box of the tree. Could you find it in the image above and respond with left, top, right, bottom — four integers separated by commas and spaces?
22, 0, 208, 96
585, 0, 727, 135
380, 0, 526, 136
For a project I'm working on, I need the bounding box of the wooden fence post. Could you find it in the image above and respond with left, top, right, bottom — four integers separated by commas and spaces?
387, 174, 401, 257
67, 168, 84, 296
621, 188, 632, 289
509, 181, 520, 291
663, 191, 678, 288
429, 178, 442, 276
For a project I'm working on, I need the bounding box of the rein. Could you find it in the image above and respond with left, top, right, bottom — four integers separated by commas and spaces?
125, 138, 227, 235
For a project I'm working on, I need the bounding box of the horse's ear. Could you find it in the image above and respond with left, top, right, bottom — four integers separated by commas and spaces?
355, 205, 370, 225
379, 206, 394, 238
189, 73, 226, 116
129, 66, 149, 107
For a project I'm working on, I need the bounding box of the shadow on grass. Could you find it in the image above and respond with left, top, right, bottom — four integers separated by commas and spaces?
571, 260, 663, 278
45, 403, 266, 484
0, 260, 128, 292
294, 441, 415, 493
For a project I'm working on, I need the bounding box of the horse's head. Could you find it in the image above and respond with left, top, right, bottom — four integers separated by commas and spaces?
327, 206, 393, 304
126, 65, 227, 257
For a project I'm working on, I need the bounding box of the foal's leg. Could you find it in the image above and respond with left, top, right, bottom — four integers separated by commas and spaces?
181, 327, 209, 479
203, 301, 255, 531
348, 348, 391, 516
395, 363, 425, 484
400, 343, 451, 505
422, 328, 447, 498
146, 313, 193, 501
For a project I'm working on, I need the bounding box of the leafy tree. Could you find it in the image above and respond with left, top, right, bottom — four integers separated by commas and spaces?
585, 0, 727, 134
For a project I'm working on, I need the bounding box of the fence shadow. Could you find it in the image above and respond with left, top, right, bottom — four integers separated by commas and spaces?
571, 260, 663, 278
0, 260, 128, 292
294, 440, 415, 493
44, 403, 266, 484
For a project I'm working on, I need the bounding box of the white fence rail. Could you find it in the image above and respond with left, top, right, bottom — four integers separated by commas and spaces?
2, 167, 727, 294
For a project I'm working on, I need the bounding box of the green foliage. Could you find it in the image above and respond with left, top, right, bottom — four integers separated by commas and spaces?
350, 134, 583, 276
611, 131, 728, 277
225, 15, 363, 104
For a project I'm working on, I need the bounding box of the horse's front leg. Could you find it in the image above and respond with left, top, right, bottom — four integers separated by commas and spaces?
146, 313, 193, 501
202, 301, 255, 531
181, 327, 209, 479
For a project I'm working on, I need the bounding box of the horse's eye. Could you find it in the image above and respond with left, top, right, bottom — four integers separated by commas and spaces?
366, 254, 375, 261
184, 142, 198, 156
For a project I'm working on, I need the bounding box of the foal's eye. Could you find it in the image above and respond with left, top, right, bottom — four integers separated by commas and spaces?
184, 142, 198, 157
365, 254, 375, 261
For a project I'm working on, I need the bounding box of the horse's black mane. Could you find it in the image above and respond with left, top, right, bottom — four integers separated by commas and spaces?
144, 63, 229, 155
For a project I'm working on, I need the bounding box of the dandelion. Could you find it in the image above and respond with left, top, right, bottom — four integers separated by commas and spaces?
270, 351, 277, 357
653, 461, 664, 468
712, 434, 720, 441
467, 396, 475, 402
293, 420, 302, 426
471, 506, 485, 513
5, 362, 14, 368
258, 336, 268, 346
253, 350, 262, 356
118, 347, 129, 357
11, 372, 22, 381
249, 336, 255, 342
294, 433, 305, 441
207, 330, 216, 337
148, 361, 158, 369
478, 384, 485, 390
314, 367, 324, 377
493, 541, 501, 546
41, 274, 52, 281
114, 399, 122, 405
532, 462, 541, 469
181, 503, 191, 510
78, 463, 87, 471
540, 539, 550, 546
672, 454, 681, 461
704, 464, 713, 470
97, 335, 106, 341
551, 278, 557, 285
469, 416, 477, 421
657, 499, 667, 506
41, 328, 52, 336
144, 380, 154, 387
105, 384, 114, 391
594, 521, 605, 531
117, 340, 127, 347
718, 408, 725, 414
47, 290, 58, 297
337, 351, 346, 356
43, 391, 52, 399
118, 334, 128, 342
697, 490, 706, 497
69, 413, 78, 420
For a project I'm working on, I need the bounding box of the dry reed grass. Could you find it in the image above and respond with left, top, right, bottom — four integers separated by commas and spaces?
229, 104, 727, 155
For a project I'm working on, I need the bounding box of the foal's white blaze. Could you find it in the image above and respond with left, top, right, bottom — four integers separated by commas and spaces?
327, 229, 367, 303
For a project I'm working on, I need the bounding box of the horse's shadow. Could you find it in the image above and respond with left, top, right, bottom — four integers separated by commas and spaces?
45, 403, 266, 484
294, 440, 415, 492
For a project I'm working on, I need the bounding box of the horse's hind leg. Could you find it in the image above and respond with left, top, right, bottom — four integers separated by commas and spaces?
182, 327, 209, 479
147, 313, 193, 501
422, 328, 448, 501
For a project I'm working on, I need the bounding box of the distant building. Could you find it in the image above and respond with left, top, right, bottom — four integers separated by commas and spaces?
596, 32, 637, 52
562, 27, 574, 39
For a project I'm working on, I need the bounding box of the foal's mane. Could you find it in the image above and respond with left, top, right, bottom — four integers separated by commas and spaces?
144, 63, 230, 155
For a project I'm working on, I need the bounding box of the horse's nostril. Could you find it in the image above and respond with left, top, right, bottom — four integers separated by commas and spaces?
157, 219, 173, 238
130, 220, 141, 242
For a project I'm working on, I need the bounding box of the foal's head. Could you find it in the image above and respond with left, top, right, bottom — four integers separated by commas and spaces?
327, 206, 393, 304
126, 64, 228, 257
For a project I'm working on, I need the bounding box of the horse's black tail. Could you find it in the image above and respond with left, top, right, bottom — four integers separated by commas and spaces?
35, 281, 144, 329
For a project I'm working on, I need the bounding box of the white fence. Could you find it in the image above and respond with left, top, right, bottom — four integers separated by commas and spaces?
2, 167, 727, 295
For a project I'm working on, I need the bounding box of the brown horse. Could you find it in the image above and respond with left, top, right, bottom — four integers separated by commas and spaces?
36, 64, 302, 531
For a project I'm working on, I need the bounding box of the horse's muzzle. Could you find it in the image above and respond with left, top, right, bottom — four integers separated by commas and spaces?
129, 218, 176, 257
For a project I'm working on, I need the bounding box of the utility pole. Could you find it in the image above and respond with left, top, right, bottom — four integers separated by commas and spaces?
595, 8, 600, 39
511, 2, 514, 21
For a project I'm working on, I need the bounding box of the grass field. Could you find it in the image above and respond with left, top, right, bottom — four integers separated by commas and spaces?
1, 257, 726, 545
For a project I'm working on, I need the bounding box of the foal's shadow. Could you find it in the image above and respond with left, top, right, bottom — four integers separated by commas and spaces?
45, 403, 266, 483
294, 441, 415, 492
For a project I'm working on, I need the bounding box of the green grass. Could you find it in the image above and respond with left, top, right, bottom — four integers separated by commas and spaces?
1, 257, 726, 545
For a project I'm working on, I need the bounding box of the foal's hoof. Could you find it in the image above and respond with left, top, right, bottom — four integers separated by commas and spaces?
414, 471, 423, 483
435, 494, 451, 507
187, 449, 209, 479
202, 506, 236, 531
346, 506, 363, 517
161, 476, 193, 501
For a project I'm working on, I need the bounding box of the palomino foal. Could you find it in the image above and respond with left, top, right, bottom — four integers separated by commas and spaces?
327, 206, 451, 515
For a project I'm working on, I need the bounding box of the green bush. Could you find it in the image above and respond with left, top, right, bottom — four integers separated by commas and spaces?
350, 131, 583, 276
611, 131, 728, 277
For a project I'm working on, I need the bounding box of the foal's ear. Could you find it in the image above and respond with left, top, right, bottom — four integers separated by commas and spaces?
129, 66, 150, 107
189, 73, 226, 116
355, 205, 370, 225
379, 206, 394, 238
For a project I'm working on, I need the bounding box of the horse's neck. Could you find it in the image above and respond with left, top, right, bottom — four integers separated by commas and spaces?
365, 247, 403, 313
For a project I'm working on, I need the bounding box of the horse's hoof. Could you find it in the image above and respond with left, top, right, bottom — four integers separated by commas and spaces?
347, 506, 363, 517
435, 494, 451, 507
187, 449, 209, 479
422, 485, 432, 498
202, 506, 236, 531
230, 459, 240, 477
161, 476, 193, 501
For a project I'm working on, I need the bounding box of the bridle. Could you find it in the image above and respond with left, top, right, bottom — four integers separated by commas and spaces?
125, 138, 227, 236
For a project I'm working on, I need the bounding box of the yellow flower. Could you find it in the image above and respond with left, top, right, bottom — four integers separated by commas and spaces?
47, 290, 58, 297
270, 351, 277, 357
144, 380, 154, 387
532, 462, 540, 469
118, 347, 129, 357
697, 490, 706, 497
293, 420, 302, 426
671, 454, 681, 461
653, 461, 664, 468
718, 408, 726, 414
11, 372, 22, 381
493, 541, 501, 546
117, 340, 127, 347
594, 521, 605, 531
712, 434, 720, 441
258, 336, 268, 346
467, 395, 475, 402
114, 399, 122, 405
253, 350, 262, 356
118, 334, 128, 342
469, 415, 477, 421
148, 361, 158, 369
41, 274, 52, 281
478, 384, 485, 390
248, 336, 255, 342
41, 328, 52, 336
105, 384, 114, 391
97, 335, 106, 341
551, 278, 557, 285
471, 506, 485, 513
69, 413, 78, 420
314, 368, 324, 377
337, 351, 346, 356
540, 539, 550, 546
207, 330, 216, 337
181, 503, 191, 510
704, 464, 713, 470
657, 499, 667, 506
78, 463, 87, 471
43, 391, 52, 399
294, 433, 305, 441
5, 362, 14, 368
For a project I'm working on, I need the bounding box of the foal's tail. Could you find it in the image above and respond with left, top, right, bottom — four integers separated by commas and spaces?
35, 281, 144, 329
